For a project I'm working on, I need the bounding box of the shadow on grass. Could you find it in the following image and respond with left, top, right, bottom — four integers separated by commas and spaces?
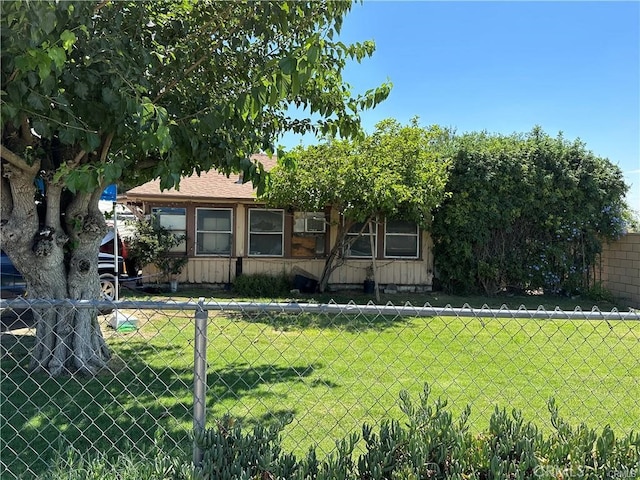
130, 286, 630, 312
227, 310, 411, 333
1, 330, 326, 479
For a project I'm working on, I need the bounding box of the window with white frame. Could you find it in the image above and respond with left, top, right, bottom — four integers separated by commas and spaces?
384, 219, 419, 258
293, 212, 326, 233
196, 208, 232, 255
345, 221, 376, 258
248, 209, 284, 256
292, 212, 326, 256
152, 207, 187, 253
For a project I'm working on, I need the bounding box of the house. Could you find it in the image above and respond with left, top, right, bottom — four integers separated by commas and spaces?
123, 154, 435, 291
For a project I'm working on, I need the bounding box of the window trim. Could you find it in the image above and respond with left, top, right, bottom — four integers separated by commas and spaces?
291, 211, 327, 258
383, 219, 420, 259
195, 207, 233, 256
151, 206, 187, 254
248, 208, 285, 257
293, 211, 326, 233
345, 221, 377, 259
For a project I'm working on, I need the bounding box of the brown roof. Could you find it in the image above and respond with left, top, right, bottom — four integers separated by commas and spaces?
125, 153, 277, 202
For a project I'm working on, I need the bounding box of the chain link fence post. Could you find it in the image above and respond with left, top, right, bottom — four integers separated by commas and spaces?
193, 298, 208, 467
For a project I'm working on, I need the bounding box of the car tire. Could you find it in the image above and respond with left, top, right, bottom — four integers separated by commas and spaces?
99, 274, 117, 301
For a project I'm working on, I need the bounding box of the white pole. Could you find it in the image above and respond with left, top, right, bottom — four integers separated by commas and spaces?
113, 201, 119, 301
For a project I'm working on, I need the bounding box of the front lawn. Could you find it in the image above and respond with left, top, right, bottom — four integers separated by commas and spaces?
2, 296, 638, 478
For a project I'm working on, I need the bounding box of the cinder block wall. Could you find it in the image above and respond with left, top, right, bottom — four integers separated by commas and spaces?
598, 233, 640, 308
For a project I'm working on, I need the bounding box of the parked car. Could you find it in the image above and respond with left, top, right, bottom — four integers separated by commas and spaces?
1, 249, 126, 301
0, 251, 27, 299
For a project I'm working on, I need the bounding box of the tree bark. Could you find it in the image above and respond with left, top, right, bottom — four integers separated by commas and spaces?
2, 163, 111, 376
317, 217, 375, 293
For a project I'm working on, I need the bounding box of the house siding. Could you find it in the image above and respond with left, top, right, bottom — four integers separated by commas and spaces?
145, 231, 434, 290
125, 161, 435, 291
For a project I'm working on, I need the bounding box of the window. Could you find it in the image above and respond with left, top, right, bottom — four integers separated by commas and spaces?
152, 207, 186, 253
292, 212, 326, 257
345, 221, 376, 258
293, 212, 326, 233
196, 208, 232, 255
385, 220, 419, 258
248, 209, 283, 256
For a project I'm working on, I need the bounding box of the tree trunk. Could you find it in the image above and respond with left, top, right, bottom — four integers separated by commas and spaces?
1, 169, 111, 376
23, 227, 112, 376
28, 251, 111, 376
317, 217, 375, 293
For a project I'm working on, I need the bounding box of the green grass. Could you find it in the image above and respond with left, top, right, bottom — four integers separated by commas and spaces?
1, 294, 639, 478
123, 283, 635, 311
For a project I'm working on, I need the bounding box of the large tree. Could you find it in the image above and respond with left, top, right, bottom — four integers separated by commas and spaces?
0, 1, 390, 375
431, 127, 630, 295
262, 118, 452, 292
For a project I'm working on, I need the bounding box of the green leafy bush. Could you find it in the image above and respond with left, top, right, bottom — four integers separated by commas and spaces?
45, 387, 640, 479
583, 281, 616, 303
233, 272, 291, 297
191, 386, 639, 479
432, 128, 630, 296
127, 214, 187, 281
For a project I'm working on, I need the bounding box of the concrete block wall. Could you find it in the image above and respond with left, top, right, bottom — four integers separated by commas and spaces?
598, 233, 640, 308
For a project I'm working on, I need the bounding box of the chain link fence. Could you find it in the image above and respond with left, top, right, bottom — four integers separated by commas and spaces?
1, 297, 639, 478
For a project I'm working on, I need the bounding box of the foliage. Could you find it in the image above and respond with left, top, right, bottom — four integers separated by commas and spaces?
127, 214, 186, 281
233, 272, 291, 298
1, 0, 390, 374
44, 387, 640, 479
1, 0, 390, 194
583, 281, 616, 303
43, 432, 191, 480
192, 387, 640, 479
262, 118, 452, 291
431, 127, 630, 295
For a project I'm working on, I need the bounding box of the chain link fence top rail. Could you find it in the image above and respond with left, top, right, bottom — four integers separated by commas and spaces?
1, 297, 639, 478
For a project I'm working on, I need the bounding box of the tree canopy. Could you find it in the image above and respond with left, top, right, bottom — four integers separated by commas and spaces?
0, 0, 390, 375
1, 0, 390, 194
431, 127, 630, 295
262, 118, 452, 291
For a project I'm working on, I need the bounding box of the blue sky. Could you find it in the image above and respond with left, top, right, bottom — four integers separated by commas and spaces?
280, 1, 640, 212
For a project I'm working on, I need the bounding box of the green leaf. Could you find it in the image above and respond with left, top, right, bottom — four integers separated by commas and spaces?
59, 127, 78, 145
104, 162, 123, 184
86, 132, 101, 152
102, 88, 119, 107
74, 82, 88, 99
307, 45, 319, 64
60, 30, 77, 52
37, 8, 57, 35
279, 56, 297, 75
47, 46, 66, 69
26, 92, 45, 110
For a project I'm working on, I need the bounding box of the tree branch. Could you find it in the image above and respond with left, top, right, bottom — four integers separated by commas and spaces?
153, 54, 210, 104
95, 0, 110, 12
99, 132, 114, 163
72, 149, 87, 167
0, 144, 39, 174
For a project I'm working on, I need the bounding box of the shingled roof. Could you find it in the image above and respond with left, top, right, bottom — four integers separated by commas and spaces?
124, 153, 277, 202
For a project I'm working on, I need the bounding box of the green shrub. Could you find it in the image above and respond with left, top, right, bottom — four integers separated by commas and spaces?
432, 128, 630, 295
43, 432, 191, 480
233, 272, 291, 297
45, 387, 640, 479
191, 386, 640, 479
584, 281, 616, 303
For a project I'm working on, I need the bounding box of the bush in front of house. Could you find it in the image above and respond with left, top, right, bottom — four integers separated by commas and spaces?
192, 385, 640, 480
45, 386, 640, 479
233, 272, 291, 298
